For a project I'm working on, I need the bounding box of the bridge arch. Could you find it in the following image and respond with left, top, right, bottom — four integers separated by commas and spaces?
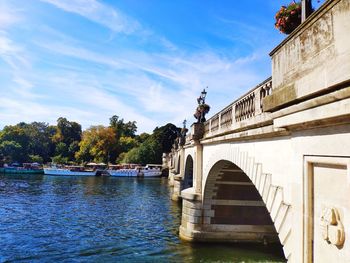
183, 155, 194, 190
199, 147, 292, 259
176, 155, 181, 174
203, 159, 280, 244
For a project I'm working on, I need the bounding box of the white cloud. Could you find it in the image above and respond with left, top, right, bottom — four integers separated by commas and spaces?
0, 2, 21, 29
41, 0, 140, 34
0, 33, 31, 70
0, 1, 272, 133
32, 37, 267, 129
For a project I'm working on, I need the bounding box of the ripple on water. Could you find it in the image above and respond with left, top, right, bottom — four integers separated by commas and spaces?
0, 175, 285, 262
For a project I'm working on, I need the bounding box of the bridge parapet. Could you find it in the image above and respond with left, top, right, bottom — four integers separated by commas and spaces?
204, 78, 272, 138
266, 0, 350, 112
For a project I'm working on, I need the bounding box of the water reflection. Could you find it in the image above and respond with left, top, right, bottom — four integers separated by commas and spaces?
0, 174, 285, 262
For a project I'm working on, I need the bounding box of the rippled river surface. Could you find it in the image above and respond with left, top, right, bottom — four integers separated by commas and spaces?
0, 174, 285, 262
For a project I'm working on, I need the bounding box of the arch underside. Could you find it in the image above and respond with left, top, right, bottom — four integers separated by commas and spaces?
183, 155, 193, 189
203, 160, 279, 244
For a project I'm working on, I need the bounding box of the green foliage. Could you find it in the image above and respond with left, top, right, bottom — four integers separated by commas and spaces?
0, 115, 179, 166
136, 132, 150, 144
0, 122, 55, 163
109, 115, 137, 138
29, 154, 44, 164
121, 123, 179, 165
55, 142, 67, 156
51, 155, 69, 164
52, 117, 82, 161
0, 140, 23, 163
119, 136, 138, 154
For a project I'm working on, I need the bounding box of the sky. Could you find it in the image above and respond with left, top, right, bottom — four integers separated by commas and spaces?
0, 0, 308, 133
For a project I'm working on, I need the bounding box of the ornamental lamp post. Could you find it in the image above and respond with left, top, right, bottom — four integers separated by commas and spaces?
200, 88, 207, 104
199, 87, 208, 123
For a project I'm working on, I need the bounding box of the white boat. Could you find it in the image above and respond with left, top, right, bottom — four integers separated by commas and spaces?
106, 164, 139, 177
107, 169, 139, 177
138, 164, 162, 177
44, 165, 96, 176
106, 164, 162, 177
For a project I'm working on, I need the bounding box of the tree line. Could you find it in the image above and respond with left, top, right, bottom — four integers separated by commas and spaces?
0, 116, 180, 166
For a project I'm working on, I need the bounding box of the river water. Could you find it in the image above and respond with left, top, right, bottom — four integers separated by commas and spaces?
0, 174, 285, 262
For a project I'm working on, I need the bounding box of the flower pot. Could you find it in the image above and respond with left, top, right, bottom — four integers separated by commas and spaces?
275, 2, 302, 34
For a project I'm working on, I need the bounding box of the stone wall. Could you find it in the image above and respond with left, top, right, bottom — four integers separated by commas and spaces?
265, 0, 350, 111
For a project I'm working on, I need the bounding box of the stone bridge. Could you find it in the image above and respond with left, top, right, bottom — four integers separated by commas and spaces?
166, 1, 350, 262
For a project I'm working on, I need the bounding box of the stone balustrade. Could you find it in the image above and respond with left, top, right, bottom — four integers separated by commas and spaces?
204, 77, 272, 137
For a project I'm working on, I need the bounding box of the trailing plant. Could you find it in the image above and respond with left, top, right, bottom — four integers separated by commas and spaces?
275, 1, 302, 34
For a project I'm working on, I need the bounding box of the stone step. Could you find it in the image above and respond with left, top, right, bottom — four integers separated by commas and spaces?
280, 222, 292, 261
282, 234, 292, 262
253, 163, 262, 185
203, 224, 276, 233
257, 173, 269, 194
250, 163, 258, 184
274, 202, 291, 232
219, 169, 242, 172
233, 147, 239, 164
214, 181, 253, 186
246, 157, 254, 180
278, 205, 292, 246
242, 152, 249, 172
266, 185, 278, 212
270, 187, 284, 220
210, 199, 265, 206
262, 174, 272, 202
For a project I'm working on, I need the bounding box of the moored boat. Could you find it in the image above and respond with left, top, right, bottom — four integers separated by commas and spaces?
2, 163, 44, 174
106, 163, 162, 177
138, 164, 162, 177
106, 163, 139, 177
44, 165, 96, 176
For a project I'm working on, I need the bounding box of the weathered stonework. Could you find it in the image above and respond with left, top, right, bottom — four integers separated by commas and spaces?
265, 0, 350, 111
191, 123, 204, 140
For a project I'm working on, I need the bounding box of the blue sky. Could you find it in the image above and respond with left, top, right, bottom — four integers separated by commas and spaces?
0, 0, 302, 133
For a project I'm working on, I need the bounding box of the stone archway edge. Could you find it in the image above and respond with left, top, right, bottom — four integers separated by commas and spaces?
202, 147, 293, 260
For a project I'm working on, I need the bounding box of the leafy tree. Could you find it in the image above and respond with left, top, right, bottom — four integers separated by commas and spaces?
0, 122, 55, 163
136, 132, 150, 144
25, 122, 55, 161
55, 142, 68, 157
29, 154, 44, 164
108, 115, 138, 161
152, 123, 180, 153
109, 115, 137, 138
119, 136, 138, 154
76, 126, 117, 163
121, 123, 179, 165
53, 117, 82, 144
51, 155, 69, 164
68, 141, 80, 160
0, 140, 23, 163
52, 117, 82, 161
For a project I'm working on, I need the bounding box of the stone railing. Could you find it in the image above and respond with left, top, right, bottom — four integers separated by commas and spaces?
204, 77, 272, 136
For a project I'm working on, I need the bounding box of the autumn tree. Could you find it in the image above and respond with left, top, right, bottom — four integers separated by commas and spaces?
75, 126, 117, 163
